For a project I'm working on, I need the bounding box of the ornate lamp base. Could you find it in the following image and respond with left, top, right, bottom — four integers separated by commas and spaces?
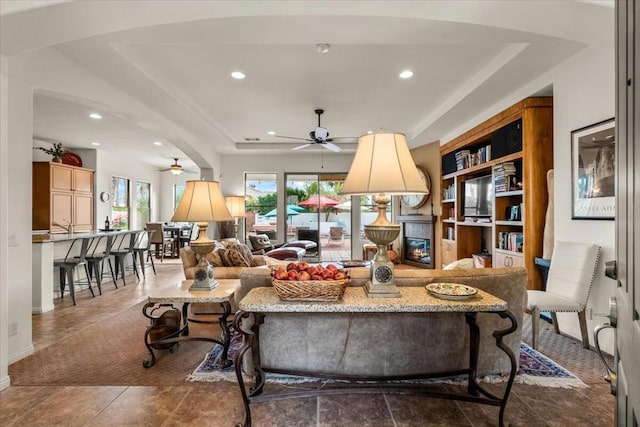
189, 223, 219, 291
364, 222, 401, 298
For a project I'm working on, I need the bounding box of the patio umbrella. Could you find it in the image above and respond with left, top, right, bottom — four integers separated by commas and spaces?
264, 206, 302, 218
334, 200, 370, 211
287, 204, 306, 212
297, 195, 341, 207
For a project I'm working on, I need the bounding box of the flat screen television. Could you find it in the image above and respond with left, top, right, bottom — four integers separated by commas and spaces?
463, 175, 493, 217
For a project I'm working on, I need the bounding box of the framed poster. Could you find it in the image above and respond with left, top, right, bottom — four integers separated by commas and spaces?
571, 118, 615, 220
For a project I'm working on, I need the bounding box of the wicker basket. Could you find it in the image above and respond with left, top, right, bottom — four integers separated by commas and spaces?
272, 277, 349, 302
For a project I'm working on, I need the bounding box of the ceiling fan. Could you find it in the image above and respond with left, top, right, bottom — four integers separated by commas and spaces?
273, 109, 356, 152
159, 158, 195, 175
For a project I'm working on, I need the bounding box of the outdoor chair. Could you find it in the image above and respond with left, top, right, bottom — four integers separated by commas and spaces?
327, 226, 344, 245
527, 241, 601, 349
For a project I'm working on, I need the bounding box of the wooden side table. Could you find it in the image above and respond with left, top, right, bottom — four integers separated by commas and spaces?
142, 279, 239, 368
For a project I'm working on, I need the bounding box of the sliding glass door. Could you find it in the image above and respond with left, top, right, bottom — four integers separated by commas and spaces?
285, 173, 351, 262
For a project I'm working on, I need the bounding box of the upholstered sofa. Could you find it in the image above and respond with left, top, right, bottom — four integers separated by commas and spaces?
179, 246, 266, 280
237, 266, 527, 377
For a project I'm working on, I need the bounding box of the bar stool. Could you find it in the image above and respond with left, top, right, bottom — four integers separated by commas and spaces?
131, 230, 156, 279
109, 231, 138, 287
53, 236, 93, 305
84, 233, 117, 295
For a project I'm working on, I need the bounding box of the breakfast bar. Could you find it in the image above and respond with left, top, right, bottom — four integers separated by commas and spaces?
233, 286, 518, 427
32, 230, 140, 312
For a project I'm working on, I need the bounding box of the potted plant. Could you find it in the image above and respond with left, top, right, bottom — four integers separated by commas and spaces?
34, 142, 68, 163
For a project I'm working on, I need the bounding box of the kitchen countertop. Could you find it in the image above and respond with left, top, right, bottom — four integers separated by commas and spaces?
32, 229, 139, 243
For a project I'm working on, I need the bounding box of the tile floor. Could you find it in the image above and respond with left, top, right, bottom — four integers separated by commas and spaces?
1, 261, 614, 426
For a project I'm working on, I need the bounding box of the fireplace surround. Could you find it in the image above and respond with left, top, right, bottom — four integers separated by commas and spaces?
398, 215, 435, 269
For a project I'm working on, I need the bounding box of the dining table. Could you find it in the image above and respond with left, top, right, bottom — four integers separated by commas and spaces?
163, 224, 193, 258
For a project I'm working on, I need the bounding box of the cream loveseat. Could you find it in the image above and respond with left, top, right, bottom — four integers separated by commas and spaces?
237, 266, 527, 377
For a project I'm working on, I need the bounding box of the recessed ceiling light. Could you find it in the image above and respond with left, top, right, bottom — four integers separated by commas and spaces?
89, 112, 102, 119
367, 130, 373, 134
231, 71, 246, 80
399, 70, 414, 79
91, 142, 100, 146
267, 131, 276, 135
153, 141, 163, 146
316, 43, 330, 54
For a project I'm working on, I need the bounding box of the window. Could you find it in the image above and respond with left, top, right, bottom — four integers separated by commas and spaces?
245, 173, 278, 241
111, 176, 130, 230
136, 181, 151, 227
175, 184, 186, 210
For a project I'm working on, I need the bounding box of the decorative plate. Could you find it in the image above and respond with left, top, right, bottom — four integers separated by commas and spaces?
61, 152, 83, 167
338, 260, 370, 268
426, 283, 478, 300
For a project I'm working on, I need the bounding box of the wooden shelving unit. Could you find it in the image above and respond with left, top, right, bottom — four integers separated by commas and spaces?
439, 97, 553, 290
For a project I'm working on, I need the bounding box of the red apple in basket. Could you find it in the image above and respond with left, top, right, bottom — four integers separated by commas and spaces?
288, 270, 299, 280
334, 272, 347, 280
311, 274, 323, 281
321, 269, 335, 280
299, 271, 311, 281
298, 261, 309, 271
273, 268, 288, 280
306, 266, 318, 276
286, 262, 297, 271
326, 264, 338, 272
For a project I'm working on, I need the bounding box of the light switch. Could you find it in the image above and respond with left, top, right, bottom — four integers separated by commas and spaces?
8, 232, 18, 247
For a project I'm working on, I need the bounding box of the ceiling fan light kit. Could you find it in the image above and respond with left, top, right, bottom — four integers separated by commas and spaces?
274, 108, 356, 152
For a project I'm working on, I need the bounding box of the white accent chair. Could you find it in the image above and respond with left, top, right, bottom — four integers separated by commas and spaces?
527, 241, 601, 349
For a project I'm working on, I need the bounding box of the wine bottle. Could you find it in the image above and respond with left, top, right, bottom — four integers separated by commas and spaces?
105, 216, 110, 230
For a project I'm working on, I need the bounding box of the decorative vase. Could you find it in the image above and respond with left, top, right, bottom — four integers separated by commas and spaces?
52, 157, 62, 163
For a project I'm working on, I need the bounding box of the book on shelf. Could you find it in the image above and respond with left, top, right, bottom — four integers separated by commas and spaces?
454, 144, 491, 170
497, 231, 524, 252
494, 161, 519, 192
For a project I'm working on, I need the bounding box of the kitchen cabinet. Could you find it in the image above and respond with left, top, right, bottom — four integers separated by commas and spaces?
33, 162, 95, 233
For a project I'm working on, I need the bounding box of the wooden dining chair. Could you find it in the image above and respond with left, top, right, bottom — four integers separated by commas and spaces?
146, 223, 174, 261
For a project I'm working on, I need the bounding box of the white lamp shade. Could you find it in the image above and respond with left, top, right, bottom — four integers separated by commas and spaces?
341, 132, 429, 195
226, 195, 246, 218
171, 180, 233, 222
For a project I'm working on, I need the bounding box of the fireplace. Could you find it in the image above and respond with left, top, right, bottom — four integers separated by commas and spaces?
398, 215, 435, 269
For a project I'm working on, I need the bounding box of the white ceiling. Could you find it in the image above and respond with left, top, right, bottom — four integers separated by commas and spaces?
0, 1, 614, 171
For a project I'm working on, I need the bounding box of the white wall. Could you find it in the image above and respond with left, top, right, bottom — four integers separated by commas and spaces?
551, 46, 616, 354
0, 54, 10, 389
96, 149, 162, 230
6, 60, 35, 365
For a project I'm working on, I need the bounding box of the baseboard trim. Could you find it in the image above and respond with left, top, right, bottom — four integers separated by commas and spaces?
32, 303, 54, 314
0, 374, 10, 391
8, 344, 34, 364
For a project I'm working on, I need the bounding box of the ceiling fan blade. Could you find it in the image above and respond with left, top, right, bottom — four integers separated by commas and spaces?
274, 135, 313, 142
292, 143, 312, 151
323, 142, 342, 152
327, 136, 359, 141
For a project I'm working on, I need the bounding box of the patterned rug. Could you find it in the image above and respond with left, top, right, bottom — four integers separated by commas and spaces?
187, 333, 587, 388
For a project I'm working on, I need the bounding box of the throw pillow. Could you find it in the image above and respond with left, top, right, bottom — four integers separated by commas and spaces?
206, 250, 225, 267
225, 241, 259, 267
443, 258, 475, 270
219, 248, 251, 267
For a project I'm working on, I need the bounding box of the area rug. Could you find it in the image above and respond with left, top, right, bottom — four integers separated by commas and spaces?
187, 334, 587, 388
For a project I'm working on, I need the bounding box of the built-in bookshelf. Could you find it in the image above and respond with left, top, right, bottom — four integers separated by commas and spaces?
439, 97, 553, 290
